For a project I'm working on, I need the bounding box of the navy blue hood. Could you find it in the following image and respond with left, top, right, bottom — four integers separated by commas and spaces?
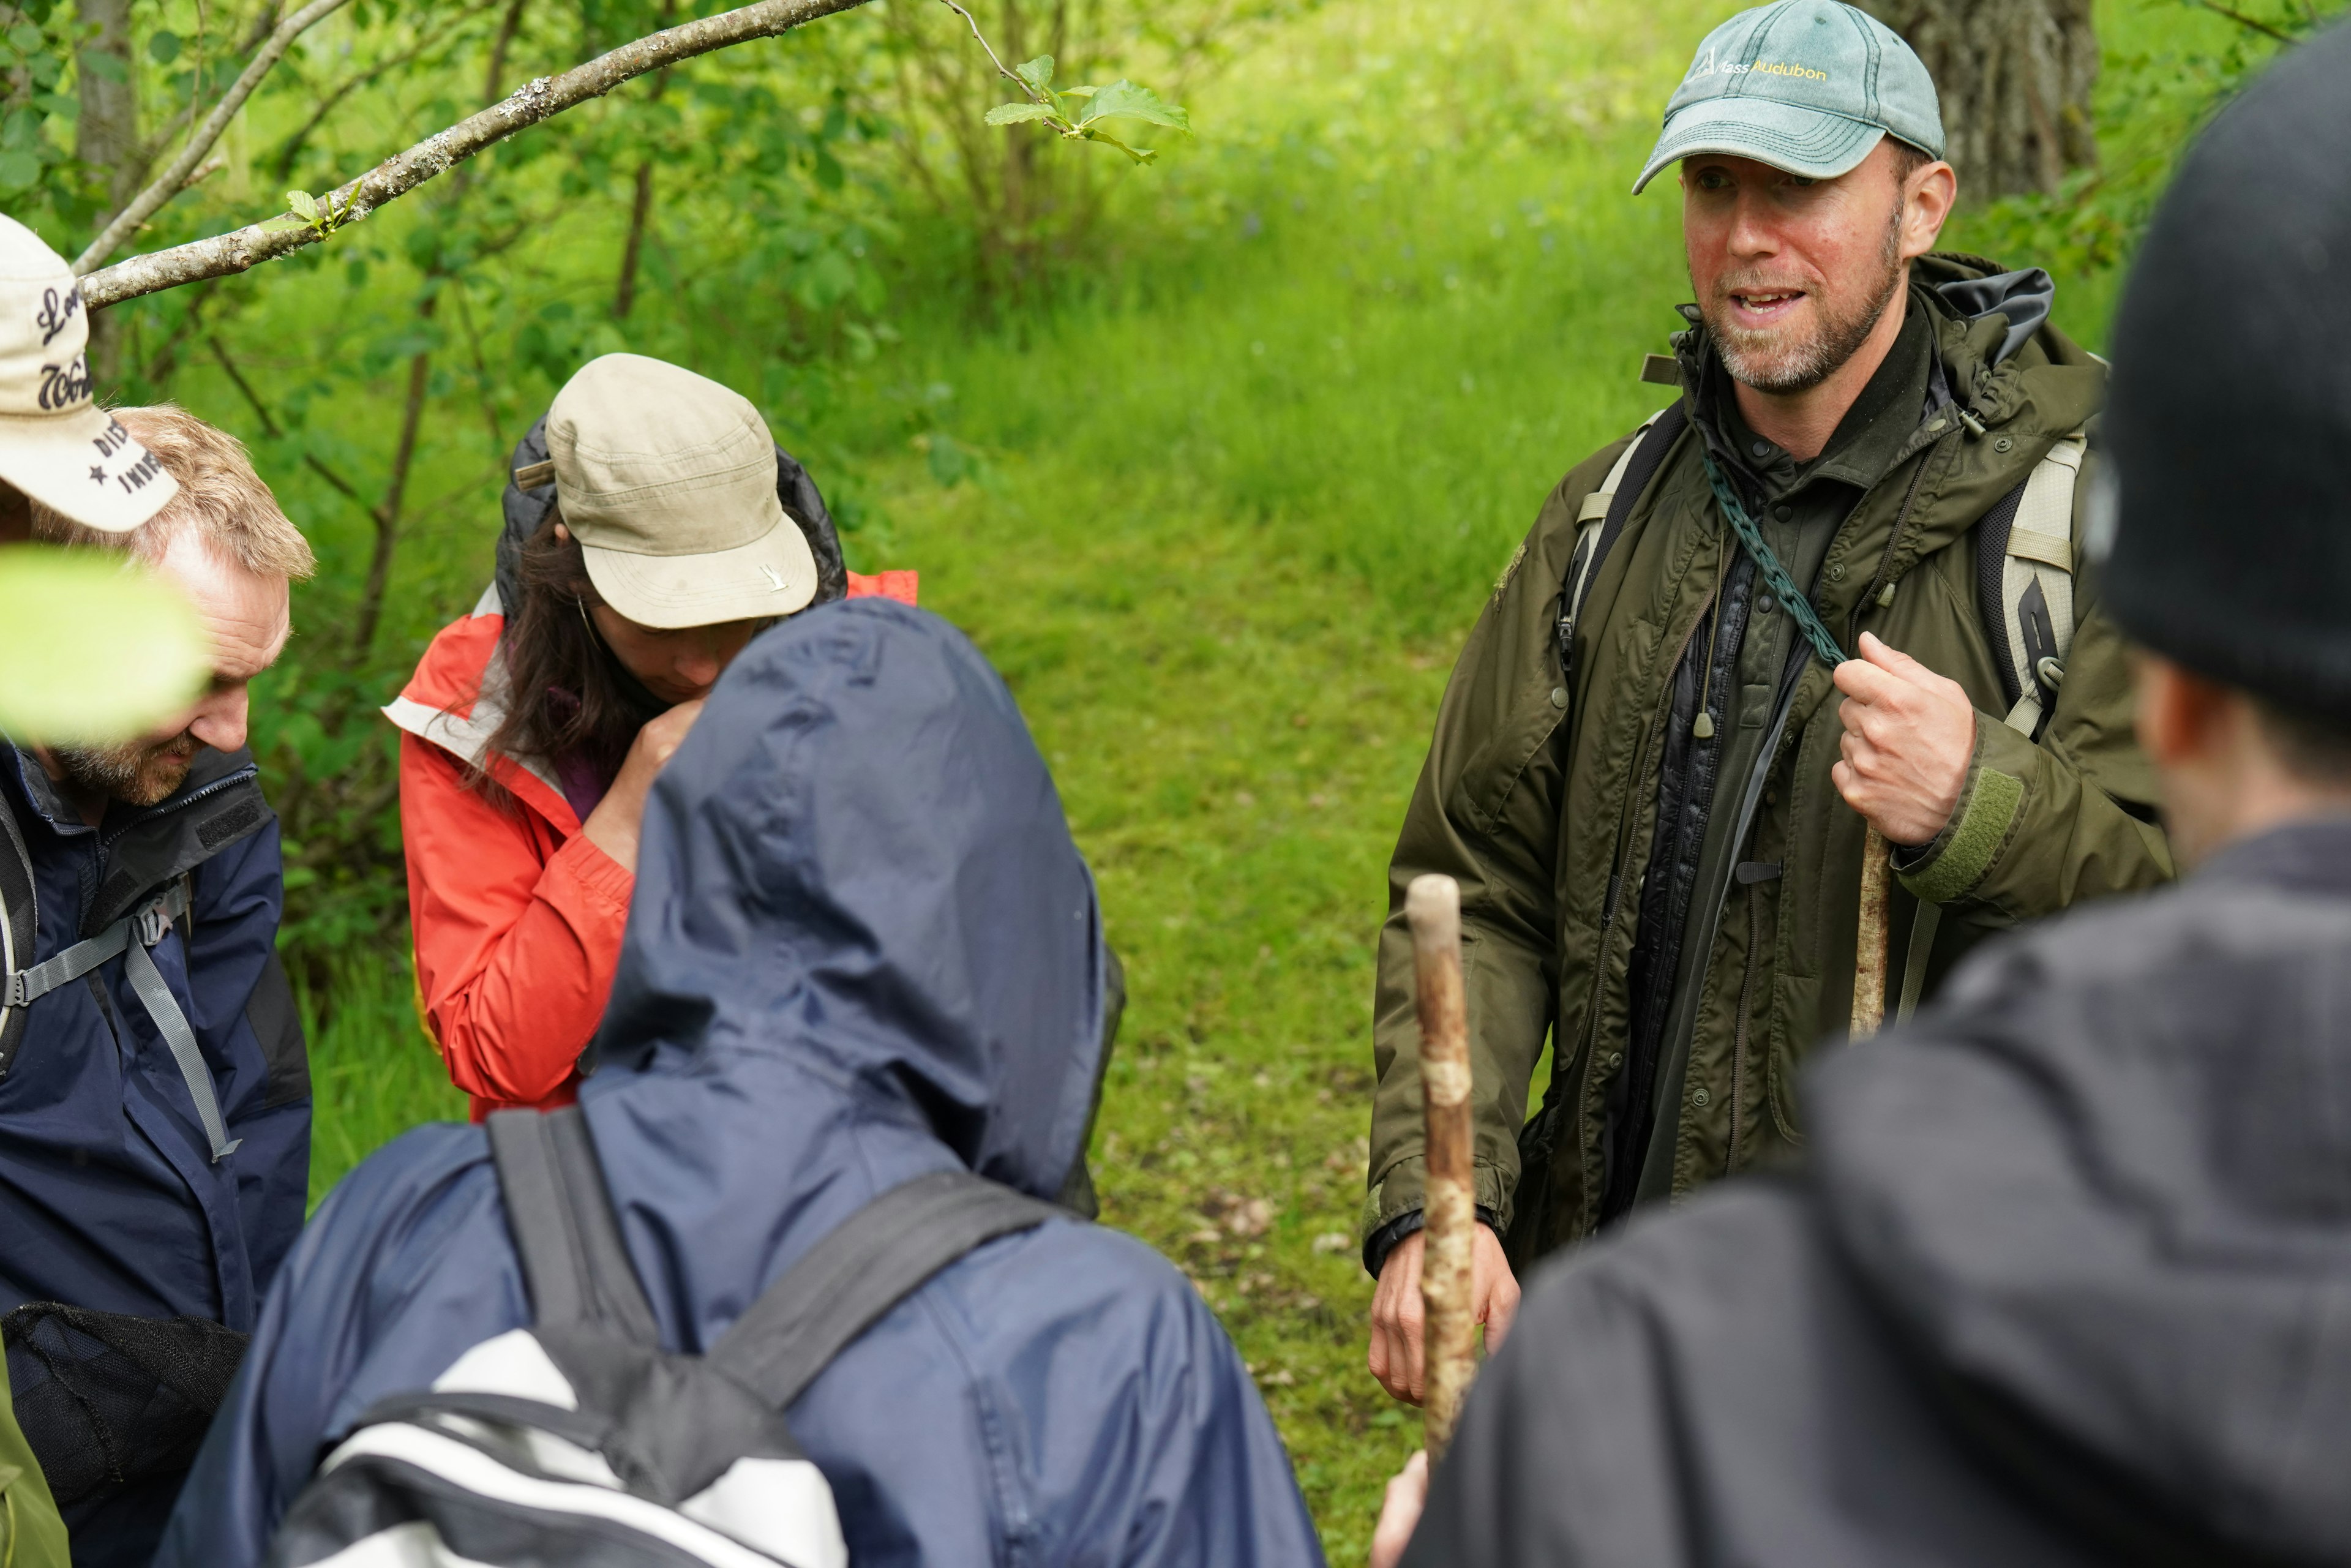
157, 596, 1324, 1568
586, 595, 1109, 1201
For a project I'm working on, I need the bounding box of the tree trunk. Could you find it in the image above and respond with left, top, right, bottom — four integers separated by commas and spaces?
74, 0, 138, 201
1860, 0, 2097, 200
76, 0, 138, 388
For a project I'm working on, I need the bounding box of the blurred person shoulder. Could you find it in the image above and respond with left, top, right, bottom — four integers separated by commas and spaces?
1408, 828, 2351, 1567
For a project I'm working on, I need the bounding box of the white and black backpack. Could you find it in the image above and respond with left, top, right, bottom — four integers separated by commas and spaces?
268, 1107, 1060, 1568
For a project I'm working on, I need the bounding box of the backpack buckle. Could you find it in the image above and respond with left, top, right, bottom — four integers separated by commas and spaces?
133, 901, 171, 948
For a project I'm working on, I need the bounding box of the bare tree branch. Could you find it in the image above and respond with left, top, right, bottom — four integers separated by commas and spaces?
75, 0, 358, 274
2190, 0, 2297, 42
934, 0, 1026, 89
79, 0, 874, 310
271, 0, 499, 182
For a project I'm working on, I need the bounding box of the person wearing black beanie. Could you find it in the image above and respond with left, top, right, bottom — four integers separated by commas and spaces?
1363, 23, 2351, 1566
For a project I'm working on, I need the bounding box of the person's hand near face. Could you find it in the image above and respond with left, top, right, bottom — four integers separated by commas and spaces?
553, 520, 768, 874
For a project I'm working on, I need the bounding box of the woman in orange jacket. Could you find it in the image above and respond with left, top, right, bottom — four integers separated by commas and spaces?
387, 353, 913, 1119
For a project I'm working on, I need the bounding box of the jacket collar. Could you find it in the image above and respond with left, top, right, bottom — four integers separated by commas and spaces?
4, 741, 257, 839
2, 744, 88, 837
1674, 279, 1952, 511
2195, 814, 2351, 897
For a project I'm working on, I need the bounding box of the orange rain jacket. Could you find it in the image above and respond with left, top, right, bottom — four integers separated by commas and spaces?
387, 571, 920, 1119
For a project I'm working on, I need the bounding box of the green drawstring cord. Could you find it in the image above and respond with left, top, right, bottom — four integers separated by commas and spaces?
1699, 448, 1848, 669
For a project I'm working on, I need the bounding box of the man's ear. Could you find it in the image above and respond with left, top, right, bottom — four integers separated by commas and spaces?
2135, 651, 2237, 768
1901, 159, 1957, 262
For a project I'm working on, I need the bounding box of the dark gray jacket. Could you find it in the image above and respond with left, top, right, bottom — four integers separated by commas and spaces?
1404, 816, 2351, 1566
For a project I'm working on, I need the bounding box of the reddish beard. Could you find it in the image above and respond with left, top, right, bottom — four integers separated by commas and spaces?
51, 730, 200, 809
1701, 203, 1906, 394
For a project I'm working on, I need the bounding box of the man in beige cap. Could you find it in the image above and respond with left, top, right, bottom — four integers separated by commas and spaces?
0, 216, 178, 542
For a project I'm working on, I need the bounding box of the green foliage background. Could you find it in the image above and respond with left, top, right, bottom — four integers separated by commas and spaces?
10, 0, 2341, 1558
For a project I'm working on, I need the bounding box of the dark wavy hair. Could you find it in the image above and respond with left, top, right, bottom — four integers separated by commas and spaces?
473, 508, 659, 796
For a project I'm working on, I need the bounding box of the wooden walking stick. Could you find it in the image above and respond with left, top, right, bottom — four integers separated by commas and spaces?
1851, 823, 1892, 1039
1408, 872, 1477, 1461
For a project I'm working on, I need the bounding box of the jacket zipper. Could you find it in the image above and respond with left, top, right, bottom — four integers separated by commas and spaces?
1562, 566, 1720, 1142
1727, 881, 1762, 1169
97, 764, 259, 853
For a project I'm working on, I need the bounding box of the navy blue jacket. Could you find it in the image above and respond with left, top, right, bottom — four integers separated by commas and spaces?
0, 743, 311, 1562
159, 601, 1325, 1568
0, 743, 310, 1323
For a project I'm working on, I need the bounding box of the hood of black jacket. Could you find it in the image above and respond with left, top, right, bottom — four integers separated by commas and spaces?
583, 598, 1110, 1202
1807, 817, 2351, 1562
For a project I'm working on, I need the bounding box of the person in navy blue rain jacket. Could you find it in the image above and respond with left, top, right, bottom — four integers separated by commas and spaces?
1, 403, 318, 1567
157, 596, 1327, 1568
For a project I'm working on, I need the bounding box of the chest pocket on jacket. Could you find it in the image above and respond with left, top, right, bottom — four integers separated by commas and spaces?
1449, 686, 1568, 836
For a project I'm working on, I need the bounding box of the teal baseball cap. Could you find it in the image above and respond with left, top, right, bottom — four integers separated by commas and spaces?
1633, 1, 1945, 195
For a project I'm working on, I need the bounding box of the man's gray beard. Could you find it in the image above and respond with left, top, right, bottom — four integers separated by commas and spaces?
50, 735, 191, 809
1705, 211, 1907, 395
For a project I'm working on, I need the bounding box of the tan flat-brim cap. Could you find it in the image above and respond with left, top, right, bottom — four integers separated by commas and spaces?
544, 353, 816, 630
0, 216, 178, 532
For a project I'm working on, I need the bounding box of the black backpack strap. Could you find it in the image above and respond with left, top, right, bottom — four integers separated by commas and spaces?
1973, 476, 2031, 713
487, 1106, 661, 1345
710, 1171, 1061, 1411
0, 789, 39, 1080
1557, 401, 1689, 687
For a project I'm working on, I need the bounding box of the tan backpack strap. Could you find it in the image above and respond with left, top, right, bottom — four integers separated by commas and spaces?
1899, 427, 2087, 1026
1556, 404, 1689, 690
1997, 427, 2088, 740
1565, 408, 1668, 612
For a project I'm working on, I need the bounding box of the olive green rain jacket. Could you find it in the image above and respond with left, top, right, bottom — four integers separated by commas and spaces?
0, 1359, 67, 1568
1364, 254, 2172, 1269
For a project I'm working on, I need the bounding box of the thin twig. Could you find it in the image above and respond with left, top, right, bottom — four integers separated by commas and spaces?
933, 0, 1033, 95
449, 279, 509, 452
80, 0, 874, 309
272, 0, 497, 182
75, 0, 359, 273
482, 0, 530, 109
2192, 0, 2297, 42
207, 334, 369, 505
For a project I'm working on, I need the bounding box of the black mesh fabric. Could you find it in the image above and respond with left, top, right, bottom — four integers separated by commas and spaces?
2, 1302, 249, 1506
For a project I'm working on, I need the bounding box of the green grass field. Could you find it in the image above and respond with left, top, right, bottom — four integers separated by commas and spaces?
279, 0, 2262, 1558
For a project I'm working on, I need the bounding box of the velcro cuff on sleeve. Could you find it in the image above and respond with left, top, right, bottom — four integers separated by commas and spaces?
1899, 767, 2025, 905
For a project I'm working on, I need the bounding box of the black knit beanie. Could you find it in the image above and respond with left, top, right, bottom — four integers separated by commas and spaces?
2103, 20, 2351, 721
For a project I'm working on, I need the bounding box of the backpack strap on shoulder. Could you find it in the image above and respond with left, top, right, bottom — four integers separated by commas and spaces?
4, 880, 238, 1159
0, 791, 38, 1081
710, 1170, 1060, 1412
1905, 427, 2091, 1026
1977, 427, 2087, 741
1558, 403, 1690, 688
487, 1106, 661, 1345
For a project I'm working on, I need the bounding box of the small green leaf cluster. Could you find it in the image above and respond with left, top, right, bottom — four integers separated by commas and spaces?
282, 186, 362, 241
983, 54, 1191, 165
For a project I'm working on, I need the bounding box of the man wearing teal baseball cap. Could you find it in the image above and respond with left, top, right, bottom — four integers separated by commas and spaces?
1363, 0, 2167, 1406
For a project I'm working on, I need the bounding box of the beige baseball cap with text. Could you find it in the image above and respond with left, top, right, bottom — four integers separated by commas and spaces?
0, 216, 178, 531
538, 354, 817, 629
